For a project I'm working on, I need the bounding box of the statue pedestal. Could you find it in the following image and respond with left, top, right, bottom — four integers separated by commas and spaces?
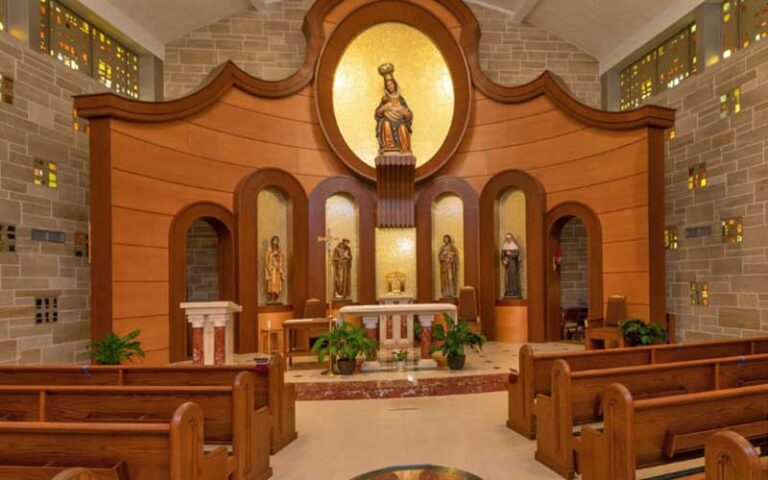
181, 301, 242, 365
375, 153, 416, 227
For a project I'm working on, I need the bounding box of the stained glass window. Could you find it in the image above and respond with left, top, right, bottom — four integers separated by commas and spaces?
722, 217, 744, 243
72, 108, 88, 133
722, 0, 768, 57
688, 163, 707, 190
74, 231, 88, 257
690, 282, 710, 306
33, 159, 57, 189
0, 224, 16, 253
720, 87, 741, 117
39, 0, 140, 98
35, 297, 58, 324
0, 74, 12, 105
620, 25, 697, 110
665, 227, 679, 250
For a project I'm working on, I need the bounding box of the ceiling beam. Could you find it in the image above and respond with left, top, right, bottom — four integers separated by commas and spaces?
511, 0, 541, 24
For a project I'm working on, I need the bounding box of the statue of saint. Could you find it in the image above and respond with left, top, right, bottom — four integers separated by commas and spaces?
501, 233, 521, 299
332, 238, 352, 300
264, 235, 284, 304
438, 234, 459, 299
375, 63, 413, 154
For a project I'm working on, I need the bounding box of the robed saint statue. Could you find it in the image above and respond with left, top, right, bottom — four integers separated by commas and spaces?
332, 238, 352, 300
375, 63, 413, 154
501, 233, 521, 299
264, 235, 284, 303
439, 234, 459, 299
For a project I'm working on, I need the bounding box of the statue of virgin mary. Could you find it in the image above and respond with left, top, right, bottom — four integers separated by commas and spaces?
375, 63, 413, 154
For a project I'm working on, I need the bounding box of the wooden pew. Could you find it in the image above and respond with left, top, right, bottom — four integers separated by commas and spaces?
53, 469, 96, 480
508, 337, 768, 438
574, 383, 768, 480
705, 431, 768, 480
0, 402, 228, 480
0, 372, 271, 480
0, 462, 126, 480
534, 353, 768, 477
0, 353, 297, 454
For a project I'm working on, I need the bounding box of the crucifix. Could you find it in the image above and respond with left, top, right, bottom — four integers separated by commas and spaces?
317, 229, 341, 375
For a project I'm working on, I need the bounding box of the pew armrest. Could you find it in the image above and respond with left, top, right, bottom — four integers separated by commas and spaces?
202, 446, 229, 480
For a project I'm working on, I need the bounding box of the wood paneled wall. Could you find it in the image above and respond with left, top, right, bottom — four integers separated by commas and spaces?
77, 0, 672, 362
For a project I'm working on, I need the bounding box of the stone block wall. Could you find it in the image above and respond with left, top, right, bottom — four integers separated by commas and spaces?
186, 219, 220, 302
647, 38, 768, 341
559, 218, 588, 309
164, 2, 601, 107
0, 31, 106, 364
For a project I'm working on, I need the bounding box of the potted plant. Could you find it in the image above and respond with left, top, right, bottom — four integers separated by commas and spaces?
89, 330, 145, 365
430, 314, 487, 370
392, 350, 408, 370
312, 322, 377, 375
618, 319, 667, 347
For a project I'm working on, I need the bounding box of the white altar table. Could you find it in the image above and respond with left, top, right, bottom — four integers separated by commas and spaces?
337, 302, 457, 371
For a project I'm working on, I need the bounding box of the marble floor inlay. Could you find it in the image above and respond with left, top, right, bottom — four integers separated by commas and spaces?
350, 465, 484, 480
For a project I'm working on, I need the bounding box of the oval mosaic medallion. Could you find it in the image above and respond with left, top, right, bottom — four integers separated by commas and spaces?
350, 465, 483, 480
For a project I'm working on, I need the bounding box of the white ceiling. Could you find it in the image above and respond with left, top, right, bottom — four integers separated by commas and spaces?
80, 0, 707, 72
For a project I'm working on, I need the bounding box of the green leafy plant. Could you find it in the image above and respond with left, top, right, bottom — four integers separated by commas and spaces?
618, 319, 667, 346
392, 350, 409, 362
89, 330, 145, 365
430, 314, 487, 359
312, 322, 377, 363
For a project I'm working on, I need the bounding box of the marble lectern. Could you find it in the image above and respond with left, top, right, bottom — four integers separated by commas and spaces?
181, 301, 241, 365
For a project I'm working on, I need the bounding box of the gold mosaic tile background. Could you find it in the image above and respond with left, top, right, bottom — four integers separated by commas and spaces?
325, 194, 360, 302
496, 190, 527, 299
333, 22, 454, 167
257, 188, 292, 305
431, 194, 464, 299
375, 227, 417, 298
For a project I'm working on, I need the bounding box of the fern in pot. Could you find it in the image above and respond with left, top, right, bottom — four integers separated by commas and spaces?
618, 319, 667, 347
312, 322, 376, 375
89, 330, 145, 365
430, 314, 487, 370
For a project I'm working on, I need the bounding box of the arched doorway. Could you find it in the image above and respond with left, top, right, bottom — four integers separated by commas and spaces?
546, 202, 603, 342
169, 202, 236, 363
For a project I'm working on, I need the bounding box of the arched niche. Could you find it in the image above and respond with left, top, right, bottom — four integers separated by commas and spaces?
480, 170, 546, 342
416, 177, 479, 304
546, 202, 603, 341
169, 202, 236, 363
235, 169, 308, 354
432, 194, 464, 300
308, 177, 376, 305
257, 188, 292, 306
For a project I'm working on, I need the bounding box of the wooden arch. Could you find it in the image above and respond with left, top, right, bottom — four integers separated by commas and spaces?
479, 170, 547, 342
545, 201, 604, 341
168, 202, 236, 363
235, 168, 308, 353
308, 176, 377, 305
416, 177, 479, 303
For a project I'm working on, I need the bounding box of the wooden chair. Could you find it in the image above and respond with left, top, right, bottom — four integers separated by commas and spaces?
584, 294, 626, 349
560, 308, 581, 341
457, 286, 481, 332
282, 298, 330, 366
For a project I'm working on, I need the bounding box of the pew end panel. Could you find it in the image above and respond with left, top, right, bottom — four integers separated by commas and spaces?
0, 461, 128, 480
508, 345, 537, 438
533, 360, 576, 478
705, 431, 768, 480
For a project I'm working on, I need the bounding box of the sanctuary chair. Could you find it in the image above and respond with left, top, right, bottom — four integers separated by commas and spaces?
282, 298, 331, 366
457, 286, 481, 332
584, 294, 626, 350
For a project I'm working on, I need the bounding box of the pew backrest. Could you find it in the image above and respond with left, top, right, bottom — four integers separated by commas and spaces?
509, 337, 768, 438
0, 402, 227, 480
